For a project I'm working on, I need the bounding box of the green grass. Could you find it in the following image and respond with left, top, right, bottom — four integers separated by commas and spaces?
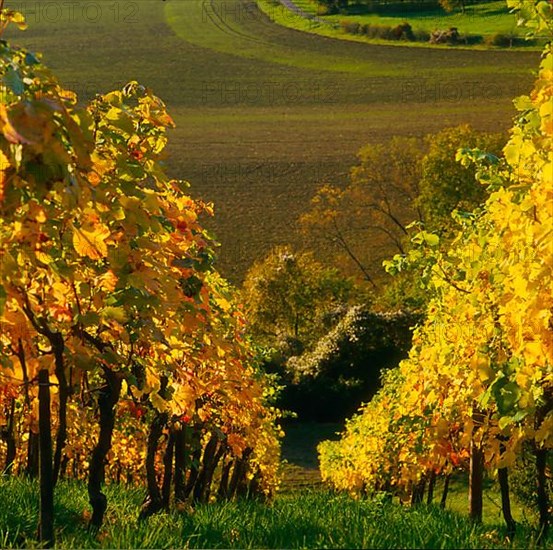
0, 422, 549, 548
260, 0, 542, 47
280, 423, 544, 528
279, 422, 342, 490
327, 1, 522, 35
431, 472, 540, 527
0, 477, 549, 549
3, 0, 540, 282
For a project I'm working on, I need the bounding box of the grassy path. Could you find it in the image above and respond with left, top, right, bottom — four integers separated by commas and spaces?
280, 423, 542, 530
277, 0, 330, 25
280, 423, 341, 491
7, 0, 539, 281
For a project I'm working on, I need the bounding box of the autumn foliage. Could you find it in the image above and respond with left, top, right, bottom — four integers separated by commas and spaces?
319, 0, 552, 538
0, 9, 280, 541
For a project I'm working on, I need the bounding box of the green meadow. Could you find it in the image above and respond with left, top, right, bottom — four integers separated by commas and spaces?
259, 0, 541, 46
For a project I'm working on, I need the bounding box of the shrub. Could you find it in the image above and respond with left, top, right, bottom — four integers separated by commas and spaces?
340, 20, 361, 34
364, 24, 379, 38
485, 32, 517, 47
358, 23, 390, 39
317, 0, 349, 15
412, 28, 431, 42
463, 34, 484, 45
281, 306, 420, 421
392, 22, 414, 41
429, 27, 460, 44
360, 22, 416, 42
375, 24, 394, 40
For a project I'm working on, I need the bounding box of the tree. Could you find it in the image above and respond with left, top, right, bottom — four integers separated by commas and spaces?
301, 128, 504, 288
439, 0, 467, 13
316, 0, 350, 15
242, 246, 353, 353
416, 125, 505, 233
301, 136, 425, 286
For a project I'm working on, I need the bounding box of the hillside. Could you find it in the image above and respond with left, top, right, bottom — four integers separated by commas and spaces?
5, 0, 538, 280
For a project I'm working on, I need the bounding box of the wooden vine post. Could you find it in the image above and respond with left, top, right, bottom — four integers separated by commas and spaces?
468, 407, 484, 523
38, 368, 54, 547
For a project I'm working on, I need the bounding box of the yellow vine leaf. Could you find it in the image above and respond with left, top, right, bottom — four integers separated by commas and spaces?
97, 270, 118, 292
72, 224, 110, 260
535, 415, 552, 445
150, 392, 169, 413
0, 104, 31, 144
227, 433, 247, 458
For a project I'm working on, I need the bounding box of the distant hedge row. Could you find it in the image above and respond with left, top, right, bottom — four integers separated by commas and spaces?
339, 20, 531, 47
340, 20, 419, 40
